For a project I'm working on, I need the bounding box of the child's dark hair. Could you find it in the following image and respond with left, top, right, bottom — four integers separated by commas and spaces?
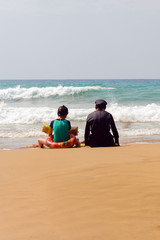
57, 105, 68, 116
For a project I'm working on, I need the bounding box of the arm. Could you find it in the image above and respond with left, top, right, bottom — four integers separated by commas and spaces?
67, 120, 71, 130
84, 120, 90, 145
110, 114, 119, 145
49, 120, 54, 136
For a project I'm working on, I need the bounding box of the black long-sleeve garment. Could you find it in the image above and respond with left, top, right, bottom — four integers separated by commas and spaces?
84, 110, 119, 147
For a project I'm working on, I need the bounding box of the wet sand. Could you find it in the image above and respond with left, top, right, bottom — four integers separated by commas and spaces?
0, 144, 160, 240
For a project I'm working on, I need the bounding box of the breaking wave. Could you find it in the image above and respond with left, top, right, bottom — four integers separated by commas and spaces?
0, 85, 115, 100
0, 103, 160, 124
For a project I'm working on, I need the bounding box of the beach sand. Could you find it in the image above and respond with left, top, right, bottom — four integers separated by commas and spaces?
0, 144, 160, 240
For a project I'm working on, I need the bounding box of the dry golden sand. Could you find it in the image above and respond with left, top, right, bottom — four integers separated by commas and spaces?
0, 144, 160, 240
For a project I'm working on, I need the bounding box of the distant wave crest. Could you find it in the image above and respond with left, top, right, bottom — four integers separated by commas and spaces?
0, 85, 115, 100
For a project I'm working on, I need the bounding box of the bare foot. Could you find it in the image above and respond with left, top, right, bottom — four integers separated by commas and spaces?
32, 143, 39, 148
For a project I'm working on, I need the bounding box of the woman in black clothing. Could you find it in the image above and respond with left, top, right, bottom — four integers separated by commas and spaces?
84, 99, 119, 147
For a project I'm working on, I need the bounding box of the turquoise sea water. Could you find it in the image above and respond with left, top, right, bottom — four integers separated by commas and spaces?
0, 79, 160, 149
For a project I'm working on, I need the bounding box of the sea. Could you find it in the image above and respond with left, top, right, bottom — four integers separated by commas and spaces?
0, 79, 160, 149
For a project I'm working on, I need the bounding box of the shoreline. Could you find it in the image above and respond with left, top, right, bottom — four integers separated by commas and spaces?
0, 135, 160, 150
1, 141, 160, 151
1, 143, 160, 239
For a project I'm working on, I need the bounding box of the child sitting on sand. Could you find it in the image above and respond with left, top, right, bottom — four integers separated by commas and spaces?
33, 105, 79, 148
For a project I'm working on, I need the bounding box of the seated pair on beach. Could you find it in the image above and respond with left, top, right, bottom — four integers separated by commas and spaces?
34, 99, 119, 148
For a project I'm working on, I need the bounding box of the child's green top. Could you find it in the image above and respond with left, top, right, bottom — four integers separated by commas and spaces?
51, 119, 71, 142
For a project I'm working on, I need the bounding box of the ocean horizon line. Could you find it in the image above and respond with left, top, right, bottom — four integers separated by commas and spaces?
0, 78, 160, 81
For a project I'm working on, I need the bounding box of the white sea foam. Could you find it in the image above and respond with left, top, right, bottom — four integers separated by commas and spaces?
1, 125, 159, 139
0, 104, 160, 140
0, 130, 44, 138
0, 101, 5, 108
0, 103, 160, 125
0, 85, 114, 100
120, 128, 160, 137
108, 103, 160, 122
0, 107, 93, 124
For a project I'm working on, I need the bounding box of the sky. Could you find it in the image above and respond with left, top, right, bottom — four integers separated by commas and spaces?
0, 0, 160, 80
